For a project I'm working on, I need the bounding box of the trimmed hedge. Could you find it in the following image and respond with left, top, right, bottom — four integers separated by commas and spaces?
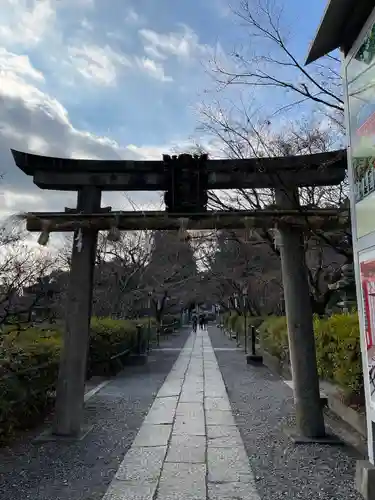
87, 317, 137, 376
221, 312, 264, 340
0, 327, 61, 441
222, 311, 363, 405
0, 317, 155, 442
259, 313, 364, 404
160, 314, 181, 333
258, 316, 289, 361
314, 314, 363, 402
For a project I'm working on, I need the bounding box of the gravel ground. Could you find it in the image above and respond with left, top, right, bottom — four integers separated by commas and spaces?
209, 326, 364, 500
0, 329, 190, 500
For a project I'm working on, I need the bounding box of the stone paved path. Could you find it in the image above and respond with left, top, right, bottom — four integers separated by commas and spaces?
102, 328, 259, 500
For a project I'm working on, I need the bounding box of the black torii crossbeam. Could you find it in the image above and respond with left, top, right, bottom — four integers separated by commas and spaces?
12, 148, 346, 189
11, 149, 347, 441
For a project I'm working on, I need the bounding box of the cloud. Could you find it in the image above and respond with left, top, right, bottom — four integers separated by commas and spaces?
80, 18, 93, 31
135, 24, 221, 87
0, 49, 149, 217
68, 44, 133, 86
125, 7, 144, 25
0, 0, 224, 225
135, 57, 173, 82
0, 48, 45, 81
139, 25, 210, 61
127, 136, 223, 159
143, 44, 167, 61
67, 45, 175, 86
0, 0, 55, 48
210, 0, 232, 18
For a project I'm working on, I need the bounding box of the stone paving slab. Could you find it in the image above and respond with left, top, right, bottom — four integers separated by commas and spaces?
157, 382, 183, 398
101, 329, 260, 500
208, 482, 260, 500
176, 402, 204, 416
103, 480, 157, 500
204, 397, 232, 411
143, 397, 178, 424
207, 424, 243, 439
207, 446, 254, 483
165, 434, 206, 463
179, 390, 204, 403
150, 395, 179, 408
208, 435, 244, 449
204, 388, 228, 398
206, 409, 237, 426
115, 446, 167, 482
132, 424, 172, 447
173, 413, 206, 436
162, 374, 185, 385
157, 462, 207, 500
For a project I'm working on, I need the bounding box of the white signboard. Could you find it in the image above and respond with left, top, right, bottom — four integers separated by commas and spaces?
345, 13, 375, 464
347, 21, 375, 238
359, 247, 375, 406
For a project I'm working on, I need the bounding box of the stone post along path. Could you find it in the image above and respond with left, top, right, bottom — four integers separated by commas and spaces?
103, 328, 259, 500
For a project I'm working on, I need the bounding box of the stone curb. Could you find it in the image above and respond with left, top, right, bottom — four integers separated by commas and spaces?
260, 349, 367, 442
84, 378, 111, 402
327, 393, 367, 438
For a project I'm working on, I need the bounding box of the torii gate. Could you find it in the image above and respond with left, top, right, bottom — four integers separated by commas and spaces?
11, 148, 347, 442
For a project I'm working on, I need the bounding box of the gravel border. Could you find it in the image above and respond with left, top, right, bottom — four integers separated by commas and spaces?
209, 326, 364, 500
0, 329, 190, 500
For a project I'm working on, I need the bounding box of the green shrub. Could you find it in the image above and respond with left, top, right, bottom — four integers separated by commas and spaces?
1, 327, 62, 372
314, 314, 363, 400
137, 317, 157, 328
228, 312, 240, 331
220, 312, 265, 346
159, 314, 182, 334
259, 313, 363, 403
162, 313, 180, 324
221, 312, 231, 328
88, 317, 138, 376
259, 316, 289, 361
0, 330, 61, 440
236, 315, 265, 333
0, 316, 152, 442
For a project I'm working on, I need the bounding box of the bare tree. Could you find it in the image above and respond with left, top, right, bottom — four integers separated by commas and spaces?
208, 0, 344, 125
93, 231, 152, 318
201, 229, 283, 316
138, 230, 199, 327
0, 238, 55, 330
54, 227, 201, 323
194, 110, 350, 314
56, 231, 153, 319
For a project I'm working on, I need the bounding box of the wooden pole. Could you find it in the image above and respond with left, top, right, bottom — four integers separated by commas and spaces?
275, 186, 326, 439
53, 186, 101, 437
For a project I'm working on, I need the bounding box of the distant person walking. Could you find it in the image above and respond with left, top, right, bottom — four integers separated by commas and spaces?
199, 313, 206, 330
192, 314, 198, 332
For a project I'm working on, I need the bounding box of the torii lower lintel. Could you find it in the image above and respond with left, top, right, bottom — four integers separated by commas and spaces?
25, 209, 349, 232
